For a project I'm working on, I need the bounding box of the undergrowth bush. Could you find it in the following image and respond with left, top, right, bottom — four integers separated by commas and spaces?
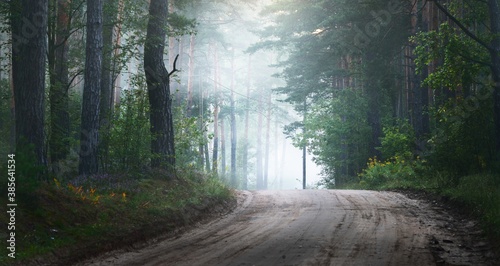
378, 120, 415, 160
0, 169, 233, 264
358, 153, 427, 189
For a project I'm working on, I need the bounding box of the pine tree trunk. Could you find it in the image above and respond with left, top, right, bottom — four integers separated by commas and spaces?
187, 34, 195, 116
204, 142, 210, 171
99, 0, 119, 171
230, 51, 237, 187
220, 117, 226, 179
79, 0, 103, 175
11, 0, 49, 172
112, 0, 124, 108
144, 0, 175, 170
256, 96, 263, 189
263, 93, 271, 190
212, 44, 219, 174
273, 115, 278, 189
49, 0, 71, 173
365, 61, 382, 158
488, 0, 500, 153
279, 137, 286, 190
242, 55, 251, 189
9, 49, 15, 153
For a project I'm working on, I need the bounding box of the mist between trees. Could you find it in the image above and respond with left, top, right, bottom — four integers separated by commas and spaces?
1, 0, 500, 190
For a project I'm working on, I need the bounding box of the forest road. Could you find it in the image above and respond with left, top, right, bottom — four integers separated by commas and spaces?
81, 190, 495, 266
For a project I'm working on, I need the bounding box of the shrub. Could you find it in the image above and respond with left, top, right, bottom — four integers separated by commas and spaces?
359, 153, 426, 188
378, 120, 415, 160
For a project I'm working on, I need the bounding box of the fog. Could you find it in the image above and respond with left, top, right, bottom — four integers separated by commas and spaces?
167, 0, 324, 189
107, 0, 325, 189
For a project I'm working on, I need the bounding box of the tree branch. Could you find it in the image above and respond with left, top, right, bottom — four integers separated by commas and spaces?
429, 0, 493, 52
168, 54, 179, 78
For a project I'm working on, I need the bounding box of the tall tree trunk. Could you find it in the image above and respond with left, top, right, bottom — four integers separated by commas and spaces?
488, 0, 500, 154
230, 51, 237, 188
212, 43, 219, 174
79, 0, 103, 175
11, 0, 49, 173
49, 0, 71, 173
263, 93, 271, 190
365, 61, 382, 158
256, 96, 263, 189
112, 0, 124, 108
9, 45, 15, 153
242, 55, 251, 189
279, 137, 286, 190
144, 0, 175, 170
412, 2, 429, 141
99, 0, 119, 171
187, 34, 195, 116
0, 33, 3, 81
204, 142, 210, 171
273, 114, 278, 189
302, 100, 307, 190
220, 117, 226, 178
168, 0, 179, 99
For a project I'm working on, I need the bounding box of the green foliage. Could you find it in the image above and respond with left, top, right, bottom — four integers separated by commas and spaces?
427, 97, 495, 178
358, 154, 426, 189
412, 22, 489, 92
107, 88, 151, 173
173, 104, 208, 168
0, 170, 233, 263
378, 120, 415, 160
303, 88, 371, 187
442, 173, 500, 237
8, 141, 47, 211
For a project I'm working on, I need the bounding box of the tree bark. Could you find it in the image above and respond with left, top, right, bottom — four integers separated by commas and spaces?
11, 0, 49, 172
256, 95, 263, 189
79, 0, 103, 175
279, 137, 286, 189
187, 34, 195, 116
99, 0, 119, 171
230, 51, 237, 187
9, 48, 15, 154
242, 55, 251, 189
49, 0, 71, 173
220, 117, 226, 178
112, 0, 124, 108
144, 0, 175, 170
488, 0, 500, 153
264, 93, 271, 190
212, 43, 219, 174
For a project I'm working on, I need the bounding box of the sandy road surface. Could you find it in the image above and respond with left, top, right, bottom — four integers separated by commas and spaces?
80, 190, 495, 266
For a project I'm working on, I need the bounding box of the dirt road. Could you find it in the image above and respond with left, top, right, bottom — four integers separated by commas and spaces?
80, 190, 496, 265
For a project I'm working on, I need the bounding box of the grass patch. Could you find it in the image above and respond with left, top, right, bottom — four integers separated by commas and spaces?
0, 170, 234, 265
440, 173, 500, 237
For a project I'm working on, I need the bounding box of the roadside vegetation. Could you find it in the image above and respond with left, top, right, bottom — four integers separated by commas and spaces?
352, 158, 500, 250
347, 123, 500, 245
254, 1, 500, 250
0, 169, 233, 265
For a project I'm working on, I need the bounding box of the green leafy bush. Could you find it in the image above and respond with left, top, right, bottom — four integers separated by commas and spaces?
378, 120, 415, 160
359, 154, 426, 188
107, 89, 151, 173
